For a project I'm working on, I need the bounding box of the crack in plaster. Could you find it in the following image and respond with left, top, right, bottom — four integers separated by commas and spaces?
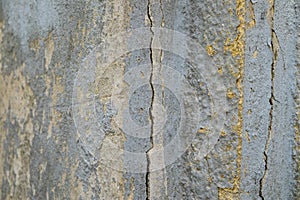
259, 1, 280, 198
145, 0, 154, 199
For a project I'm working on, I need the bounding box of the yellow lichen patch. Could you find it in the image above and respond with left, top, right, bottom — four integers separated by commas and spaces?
227, 88, 237, 99
206, 45, 216, 56
218, 187, 240, 200
219, 0, 246, 198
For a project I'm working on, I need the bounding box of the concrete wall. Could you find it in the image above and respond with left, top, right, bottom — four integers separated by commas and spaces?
0, 0, 298, 199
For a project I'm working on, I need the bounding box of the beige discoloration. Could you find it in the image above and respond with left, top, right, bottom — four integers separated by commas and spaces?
127, 177, 135, 200
0, 121, 4, 199
247, 1, 256, 29
296, 33, 300, 197
297, 19, 300, 165
0, 20, 3, 199
45, 32, 55, 70
48, 70, 64, 140
0, 62, 35, 199
295, 123, 300, 198
29, 38, 40, 56
70, 0, 133, 198
97, 131, 126, 199
69, 156, 84, 199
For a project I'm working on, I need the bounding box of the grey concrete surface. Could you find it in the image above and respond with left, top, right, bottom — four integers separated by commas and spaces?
0, 0, 298, 199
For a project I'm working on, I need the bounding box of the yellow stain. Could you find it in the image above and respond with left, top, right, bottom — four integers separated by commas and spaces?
245, 131, 250, 143
227, 88, 237, 99
220, 131, 227, 137
198, 127, 209, 134
252, 50, 258, 58
219, 0, 245, 198
218, 67, 223, 75
206, 45, 216, 56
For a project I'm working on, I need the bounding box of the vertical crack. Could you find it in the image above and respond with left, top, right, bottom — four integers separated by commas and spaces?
259, 1, 280, 199
146, 1, 154, 199
259, 151, 268, 200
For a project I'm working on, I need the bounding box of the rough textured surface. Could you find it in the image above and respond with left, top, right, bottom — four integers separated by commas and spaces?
0, 0, 298, 199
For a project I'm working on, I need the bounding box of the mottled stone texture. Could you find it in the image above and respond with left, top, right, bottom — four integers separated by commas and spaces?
0, 0, 298, 200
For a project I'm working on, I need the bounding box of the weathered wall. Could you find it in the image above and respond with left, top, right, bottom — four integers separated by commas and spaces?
0, 0, 298, 199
